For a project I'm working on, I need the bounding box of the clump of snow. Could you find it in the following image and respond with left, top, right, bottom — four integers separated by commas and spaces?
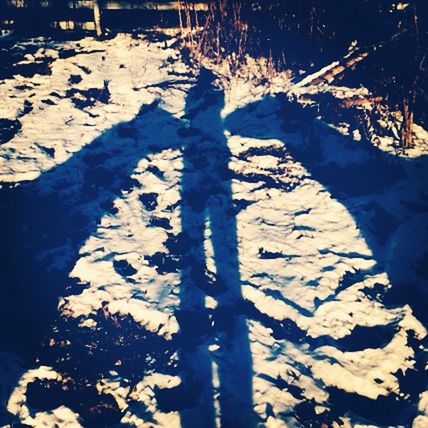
414, 391, 428, 428
7, 366, 81, 427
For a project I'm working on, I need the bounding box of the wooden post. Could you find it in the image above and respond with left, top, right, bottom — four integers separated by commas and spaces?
93, 0, 103, 38
401, 89, 415, 151
178, 0, 183, 31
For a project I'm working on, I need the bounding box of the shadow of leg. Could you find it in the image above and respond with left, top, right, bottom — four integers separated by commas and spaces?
209, 182, 254, 428
178, 169, 215, 428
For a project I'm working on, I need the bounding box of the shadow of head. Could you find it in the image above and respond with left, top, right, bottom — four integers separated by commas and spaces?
180, 67, 226, 142
225, 94, 428, 326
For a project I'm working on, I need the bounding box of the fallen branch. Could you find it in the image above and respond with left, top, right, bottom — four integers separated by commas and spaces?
293, 48, 369, 89
339, 95, 383, 108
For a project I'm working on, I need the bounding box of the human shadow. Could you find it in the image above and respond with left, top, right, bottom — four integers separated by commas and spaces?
0, 70, 254, 426
172, 69, 254, 428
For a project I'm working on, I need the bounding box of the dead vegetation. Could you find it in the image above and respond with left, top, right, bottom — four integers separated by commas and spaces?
177, 0, 427, 152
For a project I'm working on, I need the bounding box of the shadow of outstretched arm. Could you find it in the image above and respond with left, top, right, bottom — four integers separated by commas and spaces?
225, 95, 428, 328
0, 100, 183, 351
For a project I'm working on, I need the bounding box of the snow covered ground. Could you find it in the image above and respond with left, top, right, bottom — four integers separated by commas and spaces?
0, 31, 427, 427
